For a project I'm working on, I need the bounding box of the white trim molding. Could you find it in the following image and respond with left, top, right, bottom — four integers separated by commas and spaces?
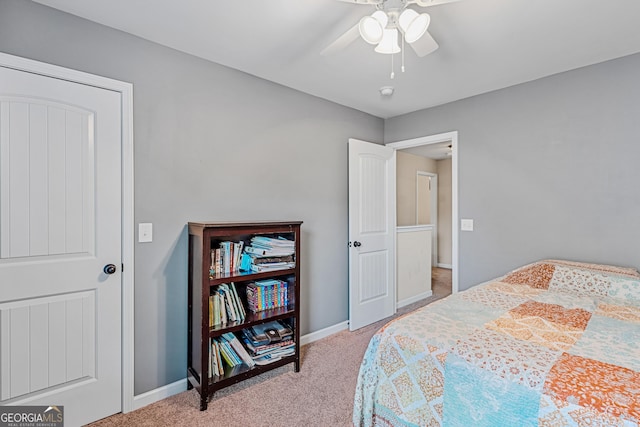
0, 52, 136, 414
133, 379, 187, 411
386, 131, 459, 294
300, 321, 349, 346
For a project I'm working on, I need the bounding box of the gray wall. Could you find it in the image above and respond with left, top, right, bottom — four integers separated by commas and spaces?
0, 0, 383, 394
386, 53, 640, 290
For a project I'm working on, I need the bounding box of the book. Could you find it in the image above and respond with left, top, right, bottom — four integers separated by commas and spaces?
252, 348, 295, 365
224, 286, 237, 322
209, 295, 216, 327
210, 339, 223, 377
214, 340, 223, 375
244, 246, 294, 257
251, 320, 293, 342
250, 263, 294, 273
218, 339, 237, 368
217, 290, 227, 324
218, 338, 243, 367
251, 236, 295, 249
212, 294, 221, 326
246, 280, 289, 312
222, 332, 255, 367
242, 320, 293, 347
242, 337, 295, 356
209, 339, 215, 377
230, 282, 245, 319
252, 255, 294, 265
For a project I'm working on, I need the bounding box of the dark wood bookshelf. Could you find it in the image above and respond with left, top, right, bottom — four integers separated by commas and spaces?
187, 221, 302, 411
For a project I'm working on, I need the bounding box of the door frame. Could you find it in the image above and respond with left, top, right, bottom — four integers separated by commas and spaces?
387, 131, 459, 293
0, 52, 136, 413
416, 171, 438, 266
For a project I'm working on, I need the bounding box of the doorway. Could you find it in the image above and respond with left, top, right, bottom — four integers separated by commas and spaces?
387, 131, 459, 294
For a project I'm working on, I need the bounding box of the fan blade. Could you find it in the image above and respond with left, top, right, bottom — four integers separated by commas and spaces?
412, 0, 459, 7
409, 30, 439, 57
321, 24, 361, 56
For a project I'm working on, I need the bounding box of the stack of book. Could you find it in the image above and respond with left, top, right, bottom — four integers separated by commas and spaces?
209, 332, 255, 378
240, 236, 295, 273
245, 279, 289, 313
209, 283, 245, 326
210, 240, 244, 276
241, 321, 295, 365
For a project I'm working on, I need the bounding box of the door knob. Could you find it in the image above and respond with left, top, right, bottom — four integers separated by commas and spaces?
103, 264, 117, 275
353, 241, 362, 247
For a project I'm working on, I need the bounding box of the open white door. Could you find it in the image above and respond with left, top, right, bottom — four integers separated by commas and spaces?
0, 65, 122, 426
348, 139, 396, 331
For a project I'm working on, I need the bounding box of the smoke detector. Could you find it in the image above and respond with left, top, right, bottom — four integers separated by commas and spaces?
379, 86, 394, 96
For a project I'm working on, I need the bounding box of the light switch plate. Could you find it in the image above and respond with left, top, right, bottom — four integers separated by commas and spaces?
139, 223, 153, 243
461, 219, 474, 231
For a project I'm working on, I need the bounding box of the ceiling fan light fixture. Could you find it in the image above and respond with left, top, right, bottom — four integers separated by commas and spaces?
399, 9, 431, 44
358, 10, 388, 44
375, 28, 401, 54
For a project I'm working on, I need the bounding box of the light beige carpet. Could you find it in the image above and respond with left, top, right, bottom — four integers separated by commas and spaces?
90, 269, 452, 427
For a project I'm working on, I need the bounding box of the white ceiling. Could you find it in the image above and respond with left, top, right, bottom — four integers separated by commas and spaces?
33, 0, 640, 119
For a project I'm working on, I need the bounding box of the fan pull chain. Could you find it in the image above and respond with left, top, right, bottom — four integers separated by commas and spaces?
401, 33, 406, 73
391, 52, 395, 79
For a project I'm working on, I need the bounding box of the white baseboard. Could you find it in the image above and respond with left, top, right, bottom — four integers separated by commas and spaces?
300, 320, 349, 346
131, 378, 188, 411
437, 263, 452, 269
397, 290, 433, 309
129, 320, 351, 411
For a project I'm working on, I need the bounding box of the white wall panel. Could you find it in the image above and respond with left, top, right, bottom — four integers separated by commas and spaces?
64, 110, 83, 254
0, 101, 10, 258
29, 303, 49, 392
0, 292, 96, 401
9, 306, 29, 398
28, 104, 49, 256
82, 293, 96, 377
65, 297, 83, 381
0, 98, 94, 259
47, 106, 67, 255
47, 300, 66, 387
397, 228, 432, 302
359, 250, 388, 302
8, 102, 30, 258
0, 309, 10, 400
359, 156, 387, 235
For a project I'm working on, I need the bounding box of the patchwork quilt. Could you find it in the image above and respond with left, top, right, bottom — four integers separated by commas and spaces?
352, 260, 640, 427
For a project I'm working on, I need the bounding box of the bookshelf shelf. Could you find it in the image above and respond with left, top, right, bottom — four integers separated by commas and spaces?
187, 221, 302, 411
209, 354, 296, 386
208, 267, 295, 286
209, 305, 296, 335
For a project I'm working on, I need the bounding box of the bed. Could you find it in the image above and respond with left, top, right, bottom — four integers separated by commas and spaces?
352, 260, 640, 427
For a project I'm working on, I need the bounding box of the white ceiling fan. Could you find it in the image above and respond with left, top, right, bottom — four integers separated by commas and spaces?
322, 0, 458, 58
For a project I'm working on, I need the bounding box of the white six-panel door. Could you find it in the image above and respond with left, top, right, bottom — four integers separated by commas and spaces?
348, 139, 396, 331
0, 65, 122, 426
